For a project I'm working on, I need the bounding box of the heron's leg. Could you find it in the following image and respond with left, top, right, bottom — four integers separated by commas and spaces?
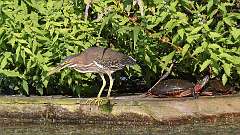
86, 73, 106, 106
107, 73, 113, 98
97, 73, 106, 98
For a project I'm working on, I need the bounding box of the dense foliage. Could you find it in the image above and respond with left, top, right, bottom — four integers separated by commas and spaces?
0, 0, 239, 96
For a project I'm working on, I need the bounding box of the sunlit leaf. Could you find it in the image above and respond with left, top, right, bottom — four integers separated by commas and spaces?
161, 51, 175, 63
22, 80, 29, 95
218, 3, 227, 15
16, 45, 21, 61
223, 17, 235, 26
0, 69, 21, 77
208, 44, 221, 49
211, 61, 220, 76
209, 32, 222, 38
230, 27, 240, 40
0, 52, 11, 69
133, 26, 140, 50
17, 39, 28, 44
192, 42, 207, 56
43, 79, 49, 88
222, 73, 227, 86
207, 0, 213, 12
23, 47, 33, 55
21, 50, 26, 64
190, 26, 202, 35
178, 28, 185, 39
200, 59, 211, 72
222, 63, 232, 76
181, 44, 190, 57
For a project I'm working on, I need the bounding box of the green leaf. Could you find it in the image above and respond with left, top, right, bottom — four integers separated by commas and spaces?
186, 35, 194, 43
16, 45, 21, 61
220, 53, 240, 64
172, 34, 179, 43
209, 32, 222, 38
144, 54, 151, 65
36, 35, 49, 41
178, 28, 185, 39
181, 44, 190, 57
209, 9, 218, 19
1, 57, 8, 69
133, 26, 140, 50
23, 47, 33, 55
160, 51, 175, 72
132, 64, 142, 75
68, 77, 72, 86
43, 79, 49, 88
165, 19, 177, 31
230, 27, 240, 40
218, 3, 227, 15
0, 69, 21, 77
210, 51, 219, 61
207, 0, 213, 12
52, 22, 62, 27
192, 42, 207, 56
37, 86, 44, 95
208, 44, 221, 49
22, 80, 29, 95
223, 17, 234, 26
161, 51, 175, 63
47, 0, 53, 11
31, 27, 46, 35
237, 67, 240, 77
186, 34, 201, 43
52, 33, 59, 44
211, 61, 220, 76
222, 74, 227, 86
0, 52, 11, 69
200, 59, 211, 72
159, 11, 168, 22
222, 63, 231, 76
216, 21, 224, 32
190, 26, 202, 35
98, 13, 114, 37
169, 1, 178, 12
21, 50, 26, 64
17, 39, 28, 44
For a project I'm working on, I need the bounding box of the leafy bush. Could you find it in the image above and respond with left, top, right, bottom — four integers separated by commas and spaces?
0, 0, 239, 96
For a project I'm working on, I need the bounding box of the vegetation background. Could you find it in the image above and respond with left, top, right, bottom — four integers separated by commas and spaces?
0, 0, 239, 96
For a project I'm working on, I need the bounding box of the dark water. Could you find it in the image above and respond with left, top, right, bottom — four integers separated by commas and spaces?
0, 120, 240, 135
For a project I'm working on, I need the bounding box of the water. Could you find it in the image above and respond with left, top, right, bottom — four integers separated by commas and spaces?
0, 120, 240, 135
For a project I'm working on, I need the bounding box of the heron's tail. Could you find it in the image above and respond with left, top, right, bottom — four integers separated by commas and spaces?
47, 62, 69, 75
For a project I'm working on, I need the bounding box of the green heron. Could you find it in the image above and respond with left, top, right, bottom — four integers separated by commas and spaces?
48, 47, 136, 105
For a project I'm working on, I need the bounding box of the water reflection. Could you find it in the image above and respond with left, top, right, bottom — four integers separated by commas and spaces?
0, 120, 240, 135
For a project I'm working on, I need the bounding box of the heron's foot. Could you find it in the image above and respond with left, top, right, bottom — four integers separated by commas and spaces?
86, 97, 107, 106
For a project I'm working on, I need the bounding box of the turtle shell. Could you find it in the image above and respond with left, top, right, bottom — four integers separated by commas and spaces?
149, 79, 195, 96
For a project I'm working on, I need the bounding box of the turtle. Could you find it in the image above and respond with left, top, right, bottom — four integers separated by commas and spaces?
146, 75, 211, 98
146, 63, 211, 98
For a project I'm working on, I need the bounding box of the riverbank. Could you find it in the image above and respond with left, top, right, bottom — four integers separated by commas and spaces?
0, 95, 239, 125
